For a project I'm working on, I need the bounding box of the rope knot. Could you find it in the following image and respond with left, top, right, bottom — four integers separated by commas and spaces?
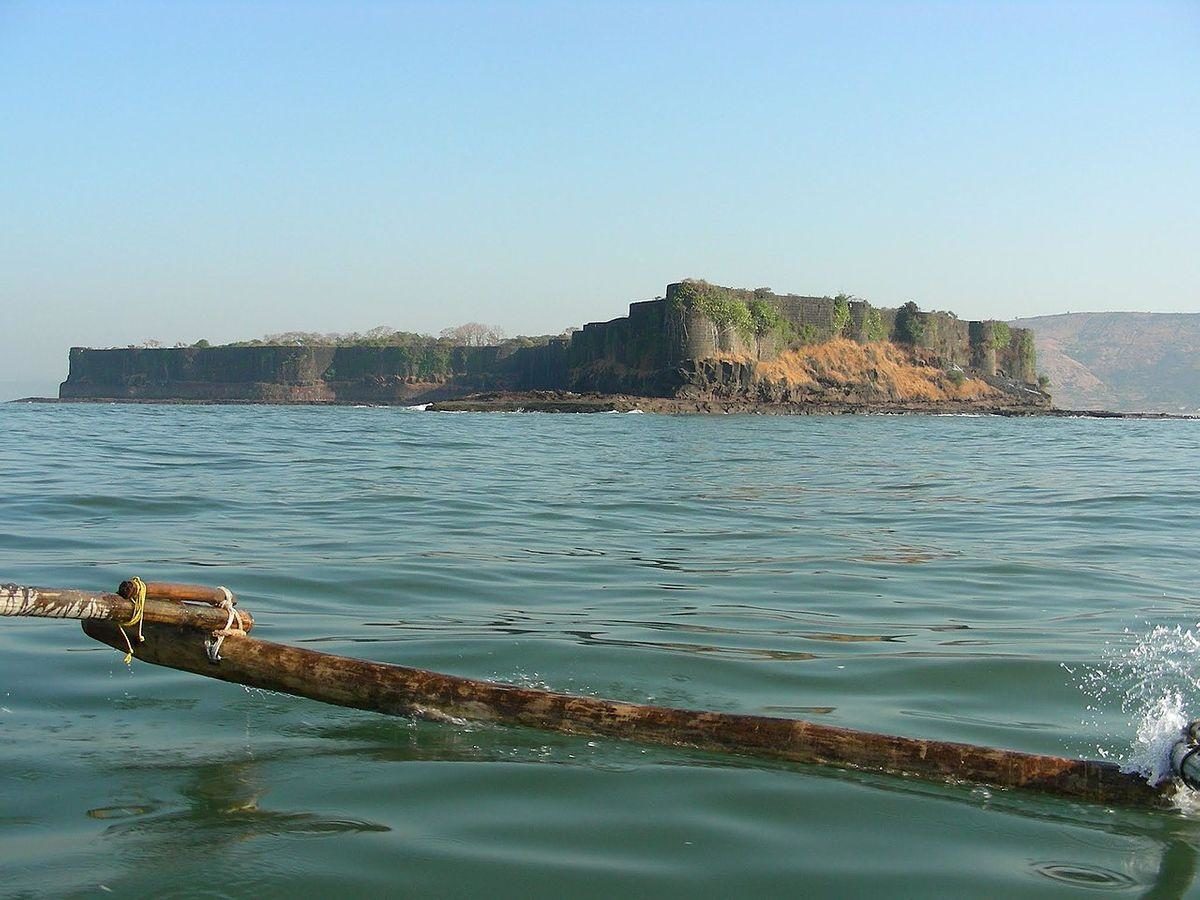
204, 589, 245, 663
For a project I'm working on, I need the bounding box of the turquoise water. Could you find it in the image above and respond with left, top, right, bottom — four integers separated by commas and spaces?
3, 405, 1200, 897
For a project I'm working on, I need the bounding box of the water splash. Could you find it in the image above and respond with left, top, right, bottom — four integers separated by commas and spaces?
1127, 690, 1188, 787
1074, 624, 1200, 805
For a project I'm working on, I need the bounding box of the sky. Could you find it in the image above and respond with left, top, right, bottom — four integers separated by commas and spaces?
1, 0, 1197, 398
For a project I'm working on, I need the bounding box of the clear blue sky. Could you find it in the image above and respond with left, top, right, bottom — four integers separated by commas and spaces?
2, 0, 1197, 398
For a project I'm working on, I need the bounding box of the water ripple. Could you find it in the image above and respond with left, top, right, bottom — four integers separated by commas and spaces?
3, 406, 1200, 894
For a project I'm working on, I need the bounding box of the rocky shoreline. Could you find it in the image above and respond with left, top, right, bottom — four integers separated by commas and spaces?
15, 392, 1191, 419
423, 391, 1190, 417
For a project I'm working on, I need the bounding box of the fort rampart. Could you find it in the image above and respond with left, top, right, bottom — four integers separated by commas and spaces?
59, 280, 1039, 404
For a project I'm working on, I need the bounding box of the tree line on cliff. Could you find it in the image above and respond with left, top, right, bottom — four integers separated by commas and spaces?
128, 323, 579, 355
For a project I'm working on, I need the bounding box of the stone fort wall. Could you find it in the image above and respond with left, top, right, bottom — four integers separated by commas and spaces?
59, 281, 1037, 401
569, 282, 1036, 385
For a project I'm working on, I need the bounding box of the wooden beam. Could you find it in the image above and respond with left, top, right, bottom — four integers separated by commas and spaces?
83, 619, 1168, 808
119, 580, 239, 607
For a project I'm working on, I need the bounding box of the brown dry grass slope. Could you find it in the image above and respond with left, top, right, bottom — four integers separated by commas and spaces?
754, 339, 999, 402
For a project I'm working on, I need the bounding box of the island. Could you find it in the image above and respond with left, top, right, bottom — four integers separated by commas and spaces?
58, 280, 1049, 414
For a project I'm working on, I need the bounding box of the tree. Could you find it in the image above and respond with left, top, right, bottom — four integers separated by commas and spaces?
748, 299, 782, 337
440, 322, 506, 347
894, 301, 925, 345
362, 326, 397, 344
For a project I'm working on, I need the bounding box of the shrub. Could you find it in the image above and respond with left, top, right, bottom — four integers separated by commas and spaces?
795, 323, 820, 345
947, 368, 965, 387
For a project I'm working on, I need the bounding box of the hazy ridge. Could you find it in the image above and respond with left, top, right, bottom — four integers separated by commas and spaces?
1013, 312, 1200, 414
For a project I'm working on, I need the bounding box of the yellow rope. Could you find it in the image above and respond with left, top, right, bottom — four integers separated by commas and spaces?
118, 576, 147, 665
121, 576, 146, 627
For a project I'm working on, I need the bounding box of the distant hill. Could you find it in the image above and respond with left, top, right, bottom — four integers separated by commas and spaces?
1012, 312, 1200, 413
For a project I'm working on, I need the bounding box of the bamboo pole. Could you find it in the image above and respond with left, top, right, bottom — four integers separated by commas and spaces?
0, 583, 254, 632
83, 619, 1169, 808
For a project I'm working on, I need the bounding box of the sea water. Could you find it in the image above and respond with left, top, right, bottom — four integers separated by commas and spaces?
2, 404, 1199, 897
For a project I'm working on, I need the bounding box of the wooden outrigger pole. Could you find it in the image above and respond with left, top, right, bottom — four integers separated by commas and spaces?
1, 580, 1191, 808
1, 582, 254, 632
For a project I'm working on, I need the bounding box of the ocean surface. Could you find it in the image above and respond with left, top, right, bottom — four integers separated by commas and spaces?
2, 404, 1200, 898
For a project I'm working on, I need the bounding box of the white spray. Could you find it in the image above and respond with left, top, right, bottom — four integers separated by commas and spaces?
1074, 624, 1200, 808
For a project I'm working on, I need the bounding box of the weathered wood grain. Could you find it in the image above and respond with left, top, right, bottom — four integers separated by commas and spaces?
83, 619, 1169, 808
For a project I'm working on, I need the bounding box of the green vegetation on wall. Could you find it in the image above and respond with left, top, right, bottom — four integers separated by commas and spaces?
864, 308, 886, 341
832, 294, 852, 336
987, 321, 1012, 351
1017, 330, 1035, 375
895, 302, 926, 345
676, 279, 803, 347
747, 299, 796, 344
675, 280, 755, 341
795, 323, 821, 345
320, 344, 459, 381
